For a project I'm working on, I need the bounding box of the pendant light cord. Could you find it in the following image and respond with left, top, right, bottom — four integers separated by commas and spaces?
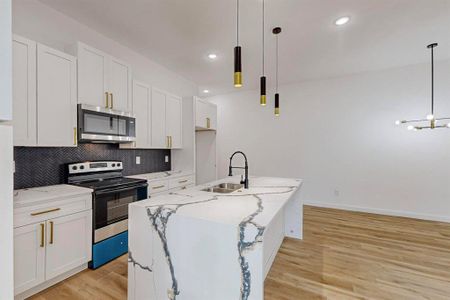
262, 0, 265, 75
236, 0, 240, 46
431, 45, 434, 115
276, 34, 279, 92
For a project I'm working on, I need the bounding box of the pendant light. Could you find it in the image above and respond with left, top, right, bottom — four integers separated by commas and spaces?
234, 0, 242, 88
273, 27, 281, 116
260, 0, 267, 105
395, 43, 450, 130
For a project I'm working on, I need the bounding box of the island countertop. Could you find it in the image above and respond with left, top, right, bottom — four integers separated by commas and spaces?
131, 176, 302, 227
128, 176, 303, 300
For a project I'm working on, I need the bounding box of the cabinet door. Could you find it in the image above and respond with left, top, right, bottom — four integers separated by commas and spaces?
108, 56, 131, 112
195, 98, 207, 129
37, 44, 77, 147
14, 222, 45, 295
45, 210, 92, 281
133, 81, 151, 148
77, 43, 109, 108
12, 35, 36, 146
151, 88, 167, 148
166, 94, 182, 148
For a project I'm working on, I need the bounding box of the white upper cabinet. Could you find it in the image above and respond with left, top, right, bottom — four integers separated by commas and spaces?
132, 81, 151, 148
166, 94, 182, 149
77, 43, 108, 108
37, 44, 77, 147
151, 88, 167, 148
12, 35, 36, 146
109, 57, 131, 111
196, 98, 217, 131
77, 42, 131, 111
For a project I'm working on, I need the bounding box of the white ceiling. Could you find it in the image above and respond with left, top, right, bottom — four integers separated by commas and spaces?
38, 0, 450, 96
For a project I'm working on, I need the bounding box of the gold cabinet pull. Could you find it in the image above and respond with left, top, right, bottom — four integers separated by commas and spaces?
105, 92, 109, 108
206, 117, 210, 129
109, 93, 114, 109
152, 185, 165, 190
49, 221, 54, 244
40, 223, 45, 248
169, 136, 172, 148
73, 127, 77, 145
31, 207, 61, 216
179, 180, 188, 184
166, 136, 169, 148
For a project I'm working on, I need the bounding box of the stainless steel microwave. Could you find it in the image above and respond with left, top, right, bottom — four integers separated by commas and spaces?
77, 104, 136, 143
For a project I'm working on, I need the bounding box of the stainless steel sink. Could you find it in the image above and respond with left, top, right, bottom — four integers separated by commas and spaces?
216, 183, 243, 190
201, 183, 243, 194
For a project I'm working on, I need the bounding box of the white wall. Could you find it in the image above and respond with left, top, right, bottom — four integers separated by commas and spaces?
12, 0, 197, 97
209, 61, 450, 222
0, 0, 14, 299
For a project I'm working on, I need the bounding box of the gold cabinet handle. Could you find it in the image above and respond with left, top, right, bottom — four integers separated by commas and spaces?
166, 136, 169, 148
152, 185, 165, 190
40, 223, 45, 248
105, 92, 109, 108
206, 117, 210, 129
179, 180, 188, 184
31, 207, 61, 216
169, 136, 172, 148
49, 221, 54, 244
73, 127, 77, 145
109, 93, 114, 109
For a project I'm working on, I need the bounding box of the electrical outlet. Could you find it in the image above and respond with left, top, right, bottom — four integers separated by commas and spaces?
165, 155, 169, 163
136, 156, 141, 165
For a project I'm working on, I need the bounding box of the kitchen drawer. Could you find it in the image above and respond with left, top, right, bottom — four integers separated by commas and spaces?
169, 175, 195, 190
148, 179, 169, 195
14, 195, 92, 228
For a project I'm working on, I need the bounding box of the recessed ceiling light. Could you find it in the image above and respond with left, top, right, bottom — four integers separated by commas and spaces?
335, 16, 350, 26
207, 53, 217, 60
203, 89, 210, 94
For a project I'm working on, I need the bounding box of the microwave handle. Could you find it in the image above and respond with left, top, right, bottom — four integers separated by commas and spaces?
94, 183, 148, 196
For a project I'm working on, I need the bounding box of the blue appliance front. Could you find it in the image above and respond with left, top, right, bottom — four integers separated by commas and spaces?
90, 184, 147, 269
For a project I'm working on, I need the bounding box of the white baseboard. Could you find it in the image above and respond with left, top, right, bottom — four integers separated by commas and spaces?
15, 263, 88, 300
303, 201, 450, 223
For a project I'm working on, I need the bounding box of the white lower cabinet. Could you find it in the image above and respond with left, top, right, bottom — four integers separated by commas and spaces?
14, 192, 92, 298
14, 223, 45, 295
45, 211, 92, 281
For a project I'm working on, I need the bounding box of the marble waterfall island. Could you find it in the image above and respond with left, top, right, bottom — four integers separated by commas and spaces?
128, 176, 303, 300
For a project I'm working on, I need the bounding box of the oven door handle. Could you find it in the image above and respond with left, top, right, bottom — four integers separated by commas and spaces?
94, 183, 148, 196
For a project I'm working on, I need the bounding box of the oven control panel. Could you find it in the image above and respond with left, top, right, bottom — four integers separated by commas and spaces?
68, 161, 123, 174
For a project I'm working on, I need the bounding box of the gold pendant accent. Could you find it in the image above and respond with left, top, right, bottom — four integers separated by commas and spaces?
260, 95, 267, 106
275, 107, 280, 116
234, 72, 242, 87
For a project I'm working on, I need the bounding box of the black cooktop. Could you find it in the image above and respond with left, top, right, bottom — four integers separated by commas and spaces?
73, 177, 147, 191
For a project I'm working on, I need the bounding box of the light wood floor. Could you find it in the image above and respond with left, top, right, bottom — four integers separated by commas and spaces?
30, 206, 450, 300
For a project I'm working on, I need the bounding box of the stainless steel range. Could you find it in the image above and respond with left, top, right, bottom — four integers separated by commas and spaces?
67, 161, 148, 269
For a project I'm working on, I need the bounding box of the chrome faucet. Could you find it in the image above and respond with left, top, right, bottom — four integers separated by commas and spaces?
228, 151, 249, 189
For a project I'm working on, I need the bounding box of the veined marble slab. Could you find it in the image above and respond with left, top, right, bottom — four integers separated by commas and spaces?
128, 176, 303, 300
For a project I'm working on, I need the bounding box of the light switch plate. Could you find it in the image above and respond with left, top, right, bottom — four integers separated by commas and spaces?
165, 155, 169, 163
136, 156, 141, 165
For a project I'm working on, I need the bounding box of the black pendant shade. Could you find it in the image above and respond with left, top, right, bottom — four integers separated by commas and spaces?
274, 93, 280, 116
260, 0, 266, 105
234, 0, 242, 88
273, 27, 281, 116
234, 46, 242, 87
260, 76, 267, 105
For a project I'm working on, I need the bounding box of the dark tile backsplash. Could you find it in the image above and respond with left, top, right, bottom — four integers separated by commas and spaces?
14, 144, 171, 190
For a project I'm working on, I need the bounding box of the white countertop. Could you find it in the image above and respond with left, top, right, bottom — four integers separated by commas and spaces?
127, 170, 194, 182
14, 184, 93, 209
131, 176, 302, 226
